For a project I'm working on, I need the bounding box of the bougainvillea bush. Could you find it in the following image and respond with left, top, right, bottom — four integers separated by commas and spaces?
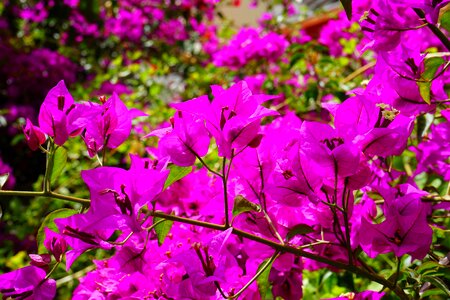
1, 0, 450, 299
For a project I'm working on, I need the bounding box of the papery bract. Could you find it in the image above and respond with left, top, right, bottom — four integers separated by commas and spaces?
359, 186, 432, 260
300, 121, 360, 180
23, 118, 46, 151
29, 253, 52, 268
270, 253, 303, 299
159, 228, 236, 299
82, 93, 146, 157
55, 211, 119, 269
358, 0, 420, 51
393, 0, 450, 24
38, 80, 76, 145
56, 156, 168, 269
366, 45, 447, 116
148, 110, 210, 167
44, 228, 68, 262
0, 266, 56, 300
334, 95, 414, 157
173, 81, 278, 158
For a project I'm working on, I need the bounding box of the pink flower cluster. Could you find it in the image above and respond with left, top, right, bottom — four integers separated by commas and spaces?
24, 80, 145, 155
213, 28, 289, 69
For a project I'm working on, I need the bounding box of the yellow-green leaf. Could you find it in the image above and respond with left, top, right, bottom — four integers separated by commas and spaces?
440, 9, 450, 32
418, 57, 445, 105
418, 81, 432, 104
232, 195, 261, 217
286, 224, 315, 241
50, 147, 68, 185
154, 216, 174, 246
257, 257, 275, 300
36, 208, 77, 254
164, 165, 192, 189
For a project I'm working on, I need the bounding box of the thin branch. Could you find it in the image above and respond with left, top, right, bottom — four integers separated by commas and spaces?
195, 153, 222, 177
148, 210, 409, 299
342, 61, 376, 83
47, 191, 91, 205
43, 141, 55, 193
393, 258, 402, 288
297, 240, 330, 249
0, 190, 90, 205
414, 8, 450, 52
45, 261, 61, 280
228, 251, 280, 299
150, 211, 225, 231
141, 217, 168, 231
56, 265, 96, 286
422, 194, 450, 202
342, 183, 353, 266
222, 156, 231, 228
107, 231, 135, 246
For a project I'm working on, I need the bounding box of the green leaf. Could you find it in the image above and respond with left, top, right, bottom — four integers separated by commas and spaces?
416, 113, 434, 142
423, 57, 445, 79
418, 57, 445, 104
50, 147, 68, 185
423, 275, 450, 296
340, 0, 353, 20
36, 208, 77, 254
232, 195, 261, 217
154, 216, 174, 246
257, 258, 275, 300
0, 173, 9, 189
417, 261, 440, 275
440, 9, 450, 32
164, 165, 192, 189
289, 52, 304, 68
286, 224, 315, 241
341, 38, 357, 56
418, 81, 432, 104
421, 288, 447, 298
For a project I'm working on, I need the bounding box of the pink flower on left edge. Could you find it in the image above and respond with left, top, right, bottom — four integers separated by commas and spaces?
0, 266, 56, 299
55, 155, 169, 269
38, 80, 77, 146
23, 118, 46, 151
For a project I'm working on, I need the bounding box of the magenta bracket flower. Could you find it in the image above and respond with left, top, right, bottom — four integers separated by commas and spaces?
359, 186, 432, 260
82, 93, 146, 157
55, 156, 168, 269
334, 95, 414, 157
172, 81, 278, 158
358, 0, 421, 51
0, 266, 56, 299
393, 0, 450, 24
147, 110, 210, 167
160, 228, 235, 298
38, 80, 77, 146
299, 121, 360, 184
44, 228, 68, 262
55, 212, 119, 269
23, 118, 46, 151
